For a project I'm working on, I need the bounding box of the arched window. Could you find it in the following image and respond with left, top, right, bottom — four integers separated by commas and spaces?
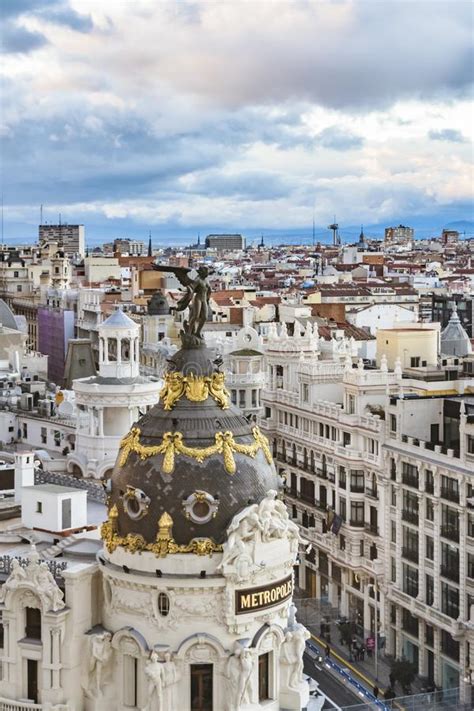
158, 592, 170, 617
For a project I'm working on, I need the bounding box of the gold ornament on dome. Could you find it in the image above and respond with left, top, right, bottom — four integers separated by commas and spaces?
101, 509, 222, 558
118, 425, 272, 475
159, 371, 230, 410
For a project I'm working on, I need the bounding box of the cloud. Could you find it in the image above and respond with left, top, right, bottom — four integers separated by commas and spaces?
428, 128, 467, 143
0, 24, 48, 53
0, 0, 93, 55
314, 126, 364, 151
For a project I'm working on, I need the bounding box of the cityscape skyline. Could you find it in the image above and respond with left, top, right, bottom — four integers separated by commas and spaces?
1, 0, 473, 241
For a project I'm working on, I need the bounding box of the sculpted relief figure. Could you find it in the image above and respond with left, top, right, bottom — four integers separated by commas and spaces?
226, 644, 255, 711
143, 650, 180, 711
87, 631, 113, 697
37, 562, 65, 612
152, 264, 212, 341
219, 490, 301, 579
280, 624, 310, 689
0, 554, 65, 612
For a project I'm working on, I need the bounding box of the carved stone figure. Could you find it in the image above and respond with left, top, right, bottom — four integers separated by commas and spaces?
152, 264, 212, 341
226, 644, 255, 710
281, 624, 310, 689
144, 650, 166, 711
220, 490, 301, 578
88, 631, 113, 697
37, 563, 65, 612
0, 550, 65, 612
162, 651, 180, 710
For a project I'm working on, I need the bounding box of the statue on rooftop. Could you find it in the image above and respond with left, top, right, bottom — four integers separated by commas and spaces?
153, 264, 212, 344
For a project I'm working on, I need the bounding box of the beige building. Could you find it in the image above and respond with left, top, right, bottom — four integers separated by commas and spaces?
376, 324, 440, 370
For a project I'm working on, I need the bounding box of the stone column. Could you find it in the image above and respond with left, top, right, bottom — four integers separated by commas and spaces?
89, 408, 95, 436
117, 338, 122, 364
51, 627, 62, 689
433, 500, 441, 609
98, 408, 104, 438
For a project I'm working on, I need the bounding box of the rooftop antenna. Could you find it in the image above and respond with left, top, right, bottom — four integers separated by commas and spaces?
1, 194, 3, 246
148, 231, 152, 257
40, 204, 43, 226
328, 216, 339, 246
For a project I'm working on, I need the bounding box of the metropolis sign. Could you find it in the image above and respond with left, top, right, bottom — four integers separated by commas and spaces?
235, 574, 293, 614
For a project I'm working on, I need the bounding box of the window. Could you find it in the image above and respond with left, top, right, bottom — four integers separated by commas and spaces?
53, 430, 61, 447
441, 582, 459, 619
391, 558, 396, 582
231, 390, 236, 405
425, 624, 434, 646
410, 357, 420, 367
25, 607, 41, 640
391, 486, 397, 506
391, 521, 397, 543
339, 497, 346, 522
347, 394, 355, 414
123, 654, 138, 707
402, 527, 419, 563
467, 435, 474, 455
403, 564, 419, 598
339, 535, 346, 551
41, 427, 47, 445
350, 471, 364, 493
441, 476, 459, 503
426, 498, 434, 521
339, 467, 346, 489
238, 390, 245, 408
350, 501, 364, 525
441, 506, 459, 542
302, 383, 309, 402
425, 536, 434, 560
17, 285, 22, 292
36, 501, 42, 513
468, 554, 474, 579
390, 415, 397, 433
190, 664, 213, 711
22, 423, 28, 439
425, 469, 434, 494
402, 490, 419, 524
258, 653, 270, 701
402, 462, 419, 488
158, 592, 170, 616
14, 271, 19, 278
343, 432, 351, 446
264, 407, 271, 419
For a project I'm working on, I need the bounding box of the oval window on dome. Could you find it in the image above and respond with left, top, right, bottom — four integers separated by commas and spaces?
158, 592, 170, 617
122, 485, 150, 520
183, 491, 218, 524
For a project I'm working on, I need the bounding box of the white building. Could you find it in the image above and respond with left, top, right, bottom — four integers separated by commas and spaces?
261, 332, 474, 702
69, 309, 159, 479
21, 484, 87, 532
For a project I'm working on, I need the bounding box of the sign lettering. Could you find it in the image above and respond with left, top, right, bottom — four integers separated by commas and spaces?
235, 575, 293, 614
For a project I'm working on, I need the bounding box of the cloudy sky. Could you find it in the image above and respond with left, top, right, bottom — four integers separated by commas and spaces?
1, 0, 473, 245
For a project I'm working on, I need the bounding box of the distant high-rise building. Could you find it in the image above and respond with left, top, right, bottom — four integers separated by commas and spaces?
384, 224, 414, 245
204, 233, 245, 251
441, 229, 460, 246
39, 224, 85, 257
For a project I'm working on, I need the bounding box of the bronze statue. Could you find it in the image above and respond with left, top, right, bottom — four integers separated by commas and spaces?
153, 264, 212, 342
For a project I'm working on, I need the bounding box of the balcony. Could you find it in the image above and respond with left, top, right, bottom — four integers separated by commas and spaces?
365, 487, 378, 499
441, 526, 459, 543
365, 524, 379, 536
402, 547, 419, 564
349, 519, 365, 528
402, 475, 419, 489
350, 485, 365, 494
402, 510, 419, 525
440, 488, 460, 504
0, 700, 70, 711
440, 565, 460, 583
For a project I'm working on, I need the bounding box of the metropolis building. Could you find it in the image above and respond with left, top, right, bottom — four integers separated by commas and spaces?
0, 318, 309, 709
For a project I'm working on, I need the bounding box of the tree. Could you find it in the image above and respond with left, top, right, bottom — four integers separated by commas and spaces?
338, 621, 355, 648
390, 658, 417, 694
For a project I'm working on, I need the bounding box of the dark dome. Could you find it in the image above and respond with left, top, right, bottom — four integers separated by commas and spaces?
107, 345, 279, 547
147, 292, 170, 315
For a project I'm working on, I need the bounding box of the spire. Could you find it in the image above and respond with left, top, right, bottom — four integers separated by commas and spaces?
148, 232, 152, 257
260, 234, 264, 248
359, 225, 364, 242
197, 232, 201, 246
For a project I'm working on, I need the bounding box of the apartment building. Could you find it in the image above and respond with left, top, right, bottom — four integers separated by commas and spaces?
39, 223, 85, 257
260, 338, 474, 698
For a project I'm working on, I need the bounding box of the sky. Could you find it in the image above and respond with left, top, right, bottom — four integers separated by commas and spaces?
1, 0, 473, 246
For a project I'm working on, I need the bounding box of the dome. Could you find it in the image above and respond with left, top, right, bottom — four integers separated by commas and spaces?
104, 344, 280, 552
101, 308, 138, 330
147, 292, 170, 315
441, 305, 472, 357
